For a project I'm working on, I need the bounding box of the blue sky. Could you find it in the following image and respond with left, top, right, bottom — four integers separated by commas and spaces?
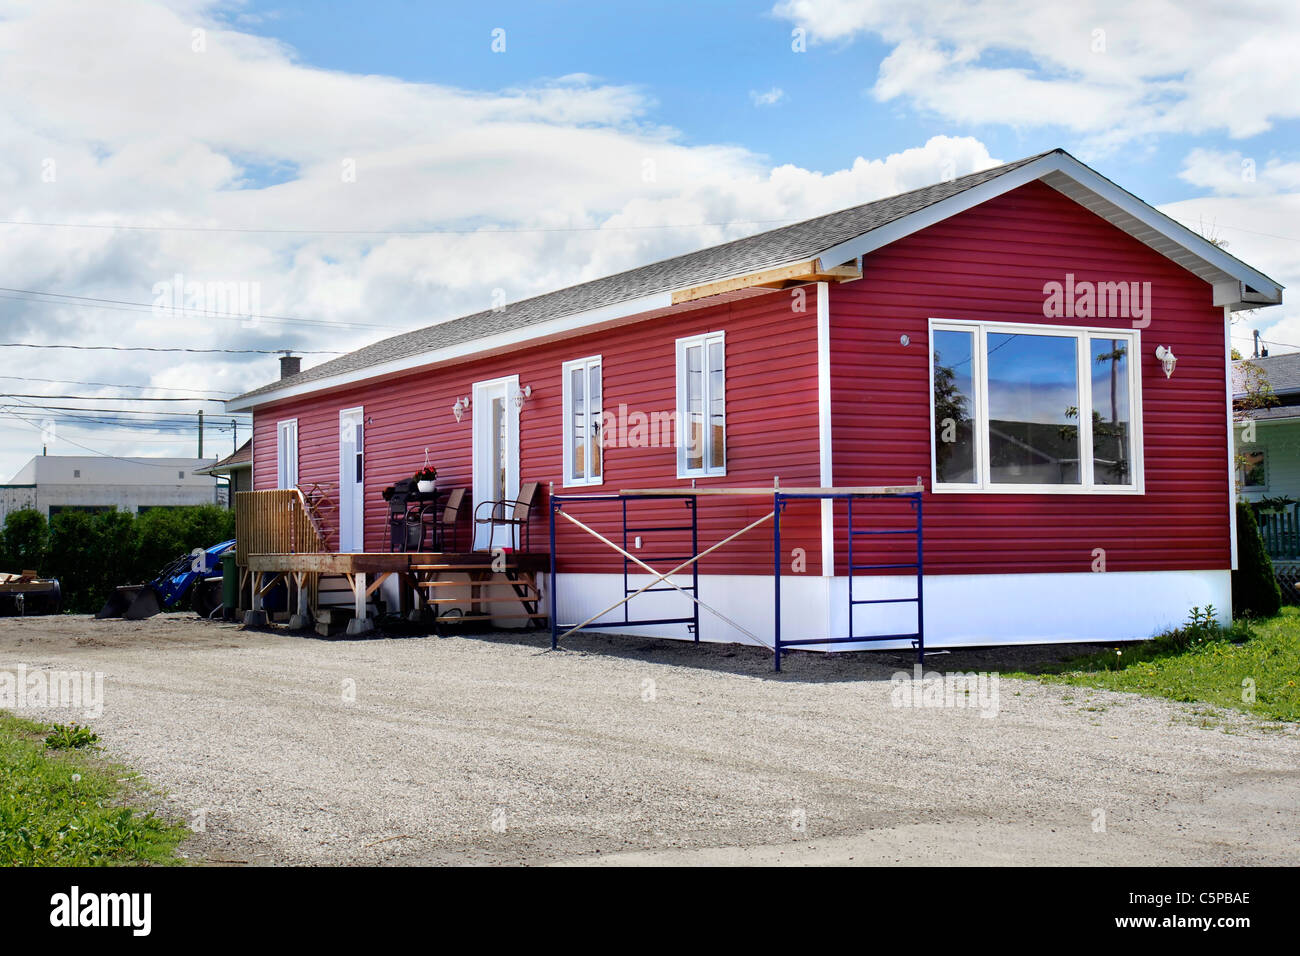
222, 0, 1290, 204
0, 0, 1297, 477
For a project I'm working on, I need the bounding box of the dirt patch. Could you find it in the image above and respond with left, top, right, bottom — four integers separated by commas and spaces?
2, 614, 1297, 866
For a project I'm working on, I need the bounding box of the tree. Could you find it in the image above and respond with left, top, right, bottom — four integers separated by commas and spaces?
1, 509, 49, 572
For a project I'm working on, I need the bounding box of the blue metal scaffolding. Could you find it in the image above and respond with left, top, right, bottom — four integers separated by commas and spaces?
772, 489, 923, 670
548, 483, 923, 671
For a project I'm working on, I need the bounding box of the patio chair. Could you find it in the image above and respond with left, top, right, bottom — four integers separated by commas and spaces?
473, 481, 539, 551
421, 487, 467, 552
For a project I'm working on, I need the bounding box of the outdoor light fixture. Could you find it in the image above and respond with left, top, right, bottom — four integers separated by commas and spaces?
1154, 345, 1177, 379
514, 384, 532, 410
452, 395, 471, 422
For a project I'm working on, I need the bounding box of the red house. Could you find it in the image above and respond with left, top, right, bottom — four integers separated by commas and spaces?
227, 148, 1283, 654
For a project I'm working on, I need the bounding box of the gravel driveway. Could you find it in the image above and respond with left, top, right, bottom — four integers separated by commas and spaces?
3, 614, 1297, 866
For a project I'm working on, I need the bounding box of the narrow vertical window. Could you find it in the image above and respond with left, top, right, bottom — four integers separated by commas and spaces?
677, 331, 726, 477
932, 329, 977, 484
276, 419, 298, 490
562, 355, 602, 486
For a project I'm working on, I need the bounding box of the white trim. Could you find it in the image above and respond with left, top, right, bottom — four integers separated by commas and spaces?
675, 330, 727, 479
471, 375, 521, 550
561, 354, 603, 488
1226, 306, 1239, 571
275, 418, 298, 490
928, 318, 1145, 495
816, 282, 835, 576
338, 407, 364, 552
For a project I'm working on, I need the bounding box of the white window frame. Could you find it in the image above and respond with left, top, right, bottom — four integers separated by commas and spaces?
928, 318, 1144, 495
276, 418, 299, 490
562, 354, 604, 487
676, 331, 727, 478
1239, 444, 1266, 492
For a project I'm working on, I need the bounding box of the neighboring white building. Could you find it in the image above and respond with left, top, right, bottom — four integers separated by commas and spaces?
0, 455, 219, 523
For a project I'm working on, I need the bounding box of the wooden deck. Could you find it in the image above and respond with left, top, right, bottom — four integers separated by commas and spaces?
243, 550, 550, 635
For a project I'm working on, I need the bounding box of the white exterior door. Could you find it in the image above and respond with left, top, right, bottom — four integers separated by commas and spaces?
472, 376, 520, 550
339, 407, 365, 552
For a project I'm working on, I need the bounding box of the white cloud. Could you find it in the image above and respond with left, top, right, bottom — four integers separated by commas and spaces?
0, 0, 1005, 480
772, 0, 1300, 148
750, 87, 785, 106
1178, 148, 1300, 197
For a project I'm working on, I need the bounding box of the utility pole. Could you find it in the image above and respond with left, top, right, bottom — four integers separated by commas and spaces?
198, 409, 204, 458
232, 419, 238, 453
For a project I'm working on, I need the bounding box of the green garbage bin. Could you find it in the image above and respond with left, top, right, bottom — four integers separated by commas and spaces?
221, 552, 238, 620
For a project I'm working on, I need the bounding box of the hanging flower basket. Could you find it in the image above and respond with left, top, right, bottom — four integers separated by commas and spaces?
413, 448, 437, 493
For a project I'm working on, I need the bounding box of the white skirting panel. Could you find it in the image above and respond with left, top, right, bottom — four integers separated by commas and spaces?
552, 569, 1231, 651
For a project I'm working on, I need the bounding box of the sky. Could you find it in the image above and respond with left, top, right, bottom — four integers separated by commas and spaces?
1, 0, 1298, 481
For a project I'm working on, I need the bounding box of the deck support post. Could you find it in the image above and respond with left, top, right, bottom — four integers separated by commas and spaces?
242, 571, 268, 627
346, 571, 373, 635
288, 571, 313, 630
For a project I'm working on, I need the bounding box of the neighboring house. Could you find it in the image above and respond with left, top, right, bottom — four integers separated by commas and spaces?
1232, 352, 1300, 503
194, 440, 253, 506
0, 455, 219, 523
227, 148, 1284, 649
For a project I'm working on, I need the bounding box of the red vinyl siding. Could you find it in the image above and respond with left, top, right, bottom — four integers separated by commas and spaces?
253, 287, 823, 574
829, 179, 1231, 575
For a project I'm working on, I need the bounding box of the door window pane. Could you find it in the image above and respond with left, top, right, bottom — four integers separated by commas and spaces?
1090, 337, 1132, 486
932, 330, 977, 484
986, 332, 1080, 485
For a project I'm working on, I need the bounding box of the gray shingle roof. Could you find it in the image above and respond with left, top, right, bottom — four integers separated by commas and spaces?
231, 148, 1059, 405
1233, 353, 1300, 396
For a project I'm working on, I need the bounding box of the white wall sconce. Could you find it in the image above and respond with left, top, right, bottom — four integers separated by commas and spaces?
452, 395, 471, 422
1154, 345, 1177, 379
514, 384, 532, 410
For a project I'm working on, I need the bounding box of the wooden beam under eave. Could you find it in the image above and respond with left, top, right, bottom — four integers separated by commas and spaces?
670, 257, 862, 305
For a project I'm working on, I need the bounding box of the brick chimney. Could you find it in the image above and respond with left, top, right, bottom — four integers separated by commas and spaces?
279, 354, 301, 379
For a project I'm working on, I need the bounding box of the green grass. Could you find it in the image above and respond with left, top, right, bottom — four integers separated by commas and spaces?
1009, 606, 1300, 723
0, 712, 189, 865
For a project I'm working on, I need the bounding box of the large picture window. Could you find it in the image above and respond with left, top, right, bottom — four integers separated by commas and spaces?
930, 321, 1142, 493
676, 331, 726, 477
562, 355, 602, 486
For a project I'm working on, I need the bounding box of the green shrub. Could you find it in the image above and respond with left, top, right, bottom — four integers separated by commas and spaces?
0, 509, 49, 572
1233, 500, 1282, 619
40, 505, 236, 613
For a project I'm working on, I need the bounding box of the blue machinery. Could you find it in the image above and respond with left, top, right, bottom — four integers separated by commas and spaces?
548, 484, 924, 670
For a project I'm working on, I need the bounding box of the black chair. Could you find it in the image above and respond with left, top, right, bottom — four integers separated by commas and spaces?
473, 482, 539, 551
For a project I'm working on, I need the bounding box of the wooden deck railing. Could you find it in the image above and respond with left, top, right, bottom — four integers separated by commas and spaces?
234, 489, 328, 565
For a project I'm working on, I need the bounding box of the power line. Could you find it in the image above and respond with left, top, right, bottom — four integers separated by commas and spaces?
0, 343, 340, 354
0, 393, 227, 402
1, 412, 218, 468
0, 215, 798, 237
0, 286, 398, 332
0, 374, 233, 397
5, 403, 246, 418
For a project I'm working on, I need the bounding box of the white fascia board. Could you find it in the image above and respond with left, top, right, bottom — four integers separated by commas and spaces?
815, 152, 1284, 306
226, 289, 675, 411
